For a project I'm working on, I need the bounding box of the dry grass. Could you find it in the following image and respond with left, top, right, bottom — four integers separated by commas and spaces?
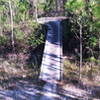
63, 58, 100, 84
63, 58, 100, 99
0, 53, 39, 89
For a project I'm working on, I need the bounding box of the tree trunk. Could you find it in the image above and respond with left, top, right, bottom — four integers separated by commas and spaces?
62, 0, 67, 15
55, 0, 61, 11
79, 24, 82, 80
9, 0, 15, 51
33, 0, 38, 22
0, 14, 3, 36
55, 0, 58, 12
99, 33, 100, 67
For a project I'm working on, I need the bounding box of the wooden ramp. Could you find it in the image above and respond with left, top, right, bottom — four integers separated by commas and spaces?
39, 20, 63, 84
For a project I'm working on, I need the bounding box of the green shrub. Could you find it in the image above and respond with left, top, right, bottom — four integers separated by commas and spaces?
14, 28, 24, 40
28, 24, 46, 48
0, 35, 9, 46
64, 0, 99, 60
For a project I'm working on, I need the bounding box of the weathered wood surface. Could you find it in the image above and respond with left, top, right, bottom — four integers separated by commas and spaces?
39, 21, 63, 82
37, 17, 66, 23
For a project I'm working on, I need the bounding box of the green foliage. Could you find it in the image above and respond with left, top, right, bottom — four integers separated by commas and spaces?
14, 28, 24, 40
28, 24, 45, 48
89, 36, 98, 47
91, 0, 100, 19
0, 0, 99, 61
87, 56, 97, 62
65, 0, 84, 14
38, 3, 46, 9
38, 0, 55, 13
14, 0, 30, 23
28, 33, 44, 48
0, 0, 45, 49
0, 35, 9, 46
64, 0, 99, 60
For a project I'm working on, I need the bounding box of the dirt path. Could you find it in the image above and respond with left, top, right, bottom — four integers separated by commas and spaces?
0, 80, 91, 100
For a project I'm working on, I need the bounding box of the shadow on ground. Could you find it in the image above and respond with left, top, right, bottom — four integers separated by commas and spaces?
0, 79, 81, 100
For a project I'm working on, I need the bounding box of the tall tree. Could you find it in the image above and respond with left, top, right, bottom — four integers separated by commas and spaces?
0, 10, 3, 36
79, 21, 82, 79
8, 0, 15, 51
33, 0, 38, 22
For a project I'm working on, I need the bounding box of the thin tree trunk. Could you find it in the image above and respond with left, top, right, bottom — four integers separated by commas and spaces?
99, 33, 100, 67
35, 5, 38, 22
55, 0, 58, 12
62, 0, 66, 15
55, 0, 61, 11
9, 0, 15, 51
79, 24, 82, 80
0, 14, 3, 36
33, 0, 38, 22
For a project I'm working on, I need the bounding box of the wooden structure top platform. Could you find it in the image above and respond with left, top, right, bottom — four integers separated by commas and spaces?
37, 17, 67, 23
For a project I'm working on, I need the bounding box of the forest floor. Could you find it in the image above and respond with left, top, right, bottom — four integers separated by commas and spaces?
0, 52, 100, 100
